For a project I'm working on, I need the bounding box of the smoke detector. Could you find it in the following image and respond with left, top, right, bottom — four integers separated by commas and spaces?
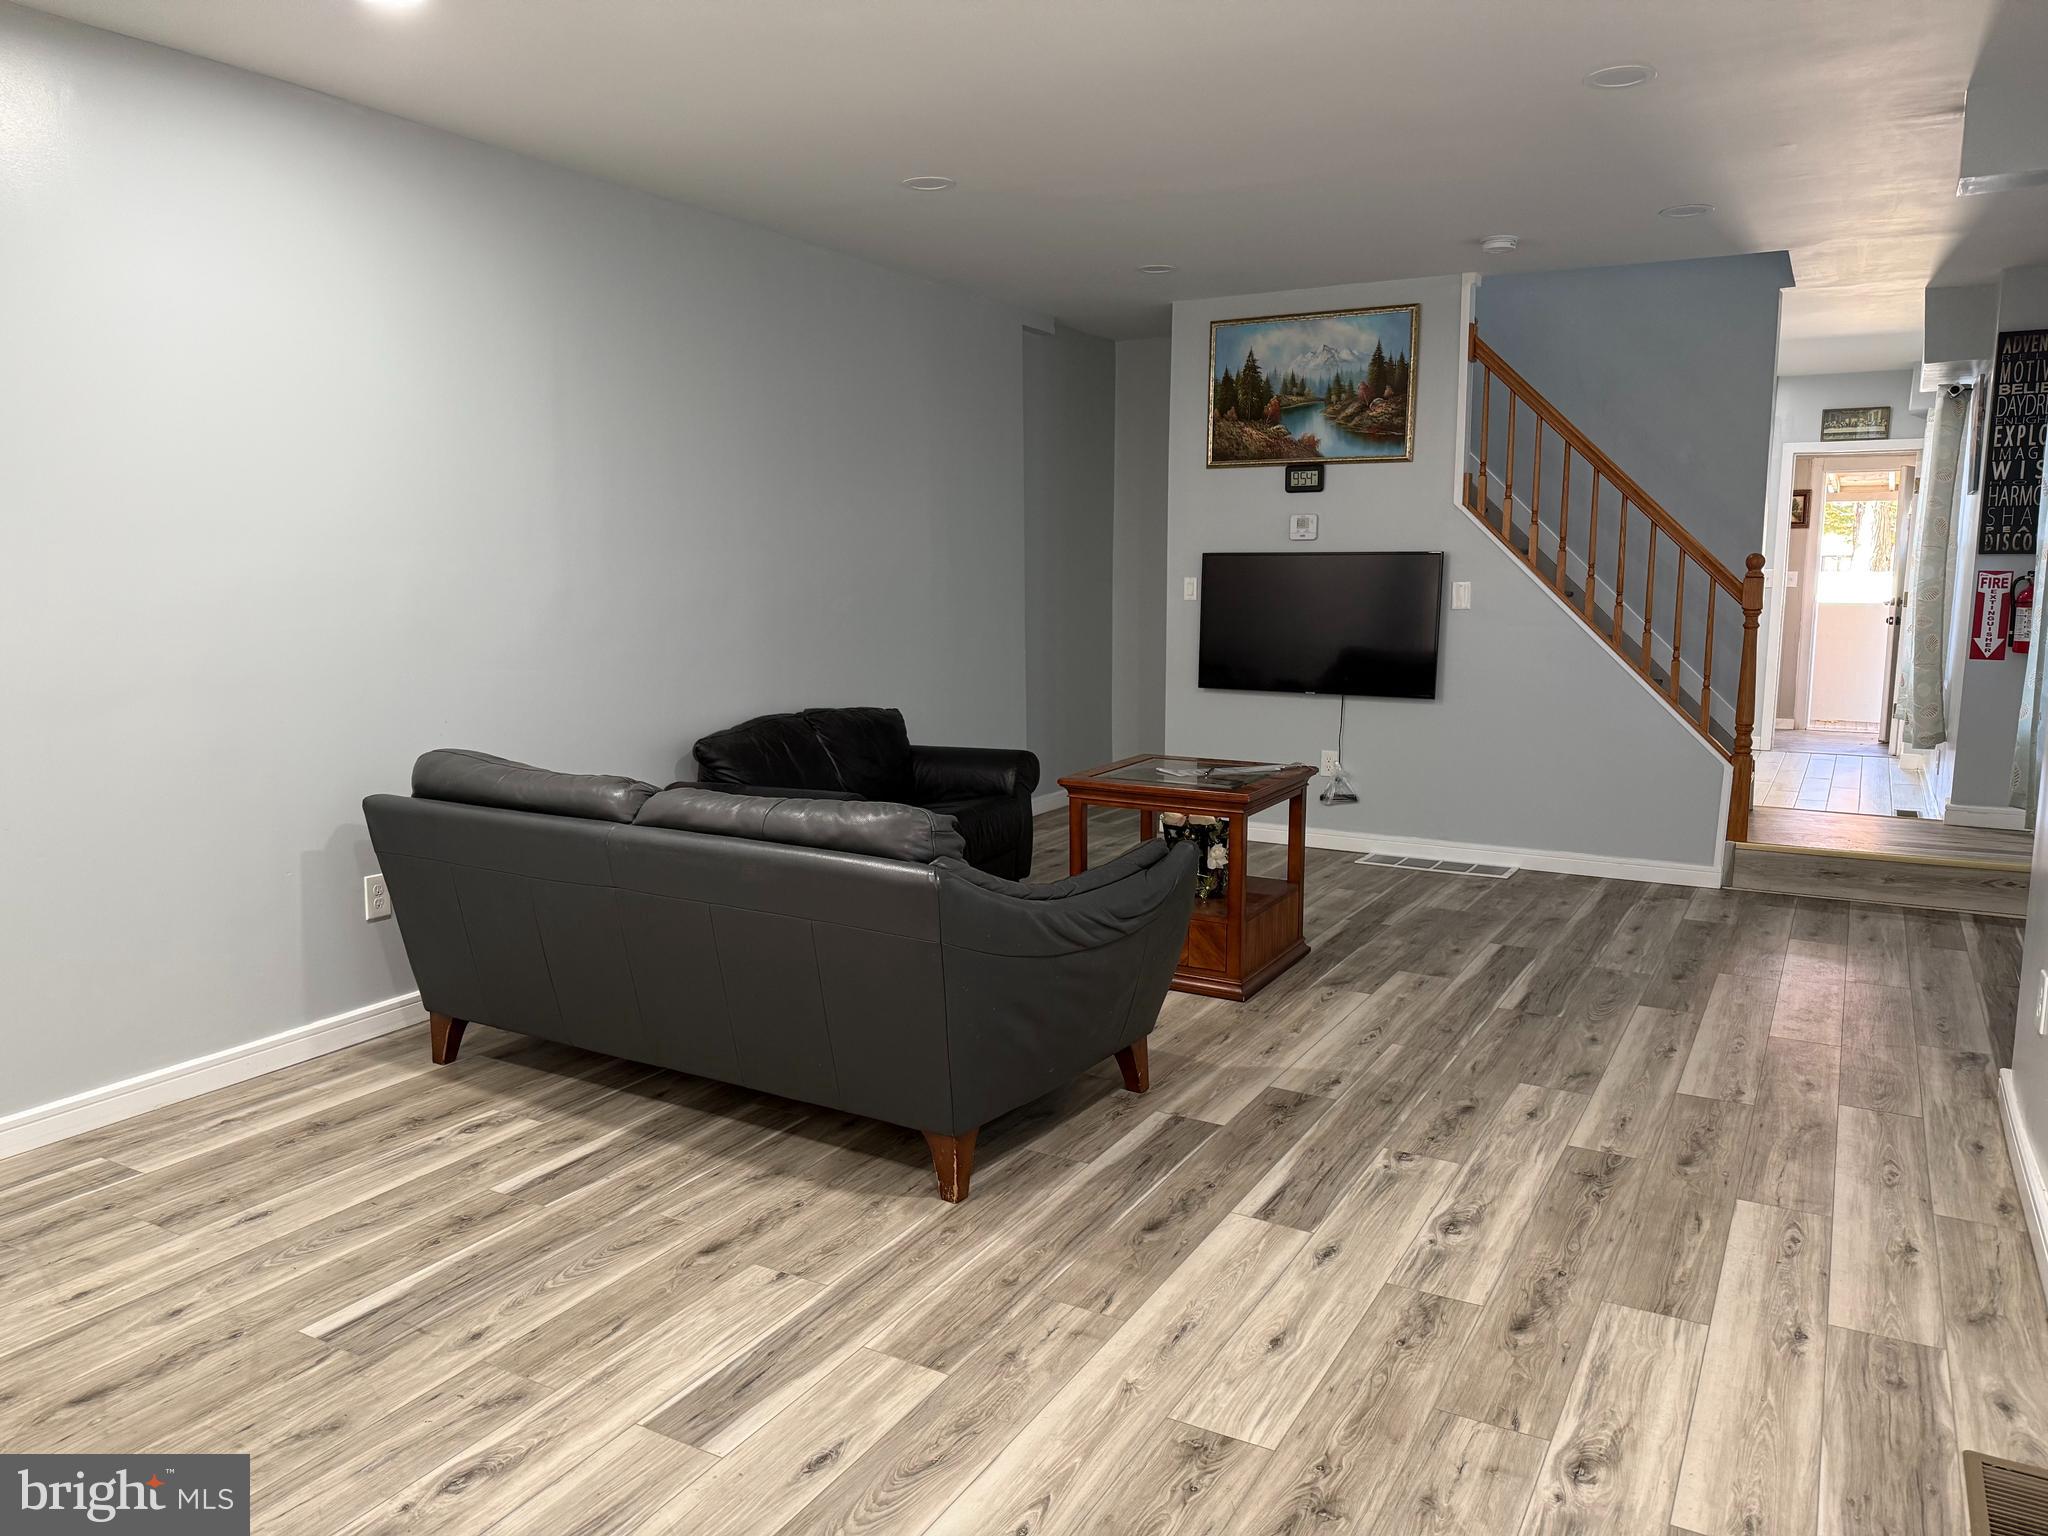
1583, 63, 1657, 89
1480, 235, 1521, 255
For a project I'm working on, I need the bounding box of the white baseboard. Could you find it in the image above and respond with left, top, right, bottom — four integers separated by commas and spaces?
1031, 789, 1067, 816
1775, 716, 1796, 729
1246, 821, 1723, 888
1945, 802, 2028, 831
0, 991, 424, 1160
1996, 1068, 2048, 1313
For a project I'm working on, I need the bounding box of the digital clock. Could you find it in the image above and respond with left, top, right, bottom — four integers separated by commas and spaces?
1284, 464, 1325, 493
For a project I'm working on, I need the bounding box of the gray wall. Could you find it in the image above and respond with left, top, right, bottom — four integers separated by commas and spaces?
1112, 337, 1171, 759
1949, 264, 2048, 811
1166, 273, 1729, 870
1476, 254, 1792, 579
0, 7, 1051, 1117
1025, 324, 1116, 784
1988, 260, 2048, 1275
1924, 284, 1998, 380
2014, 738, 2048, 1204
1772, 369, 1922, 446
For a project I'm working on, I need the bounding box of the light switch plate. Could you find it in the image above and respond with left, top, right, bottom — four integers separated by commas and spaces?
1183, 576, 1199, 601
1451, 581, 1472, 610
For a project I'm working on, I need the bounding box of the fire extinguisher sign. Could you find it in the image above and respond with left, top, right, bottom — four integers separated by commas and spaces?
1973, 569, 2014, 660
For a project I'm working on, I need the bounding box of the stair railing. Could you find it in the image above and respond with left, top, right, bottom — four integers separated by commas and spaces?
1462, 322, 1765, 841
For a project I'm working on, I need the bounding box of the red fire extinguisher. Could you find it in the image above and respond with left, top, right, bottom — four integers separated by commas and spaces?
2016, 573, 2034, 656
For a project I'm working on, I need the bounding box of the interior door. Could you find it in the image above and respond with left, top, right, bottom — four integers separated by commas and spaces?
1806, 461, 1905, 732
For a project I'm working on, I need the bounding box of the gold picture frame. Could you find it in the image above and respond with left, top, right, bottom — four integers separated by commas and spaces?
1207, 303, 1419, 467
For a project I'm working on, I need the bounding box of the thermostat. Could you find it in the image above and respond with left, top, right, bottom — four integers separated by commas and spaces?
1284, 463, 1325, 493
1289, 513, 1319, 541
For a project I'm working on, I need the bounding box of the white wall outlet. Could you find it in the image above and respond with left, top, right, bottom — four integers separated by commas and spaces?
2037, 969, 2047, 1035
1319, 749, 1342, 776
1183, 576, 1199, 601
364, 873, 392, 922
1289, 512, 1319, 541
1451, 580, 1472, 610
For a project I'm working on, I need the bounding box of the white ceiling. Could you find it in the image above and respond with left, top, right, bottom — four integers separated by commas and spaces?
19, 0, 2048, 373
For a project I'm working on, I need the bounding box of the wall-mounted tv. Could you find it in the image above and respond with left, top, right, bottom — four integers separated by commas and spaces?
1198, 551, 1444, 699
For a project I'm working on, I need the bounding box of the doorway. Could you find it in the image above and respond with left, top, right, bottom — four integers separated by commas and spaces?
1755, 445, 1931, 823
1807, 458, 1911, 735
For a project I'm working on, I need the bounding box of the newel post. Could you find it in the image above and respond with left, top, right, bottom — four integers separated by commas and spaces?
1727, 553, 1767, 843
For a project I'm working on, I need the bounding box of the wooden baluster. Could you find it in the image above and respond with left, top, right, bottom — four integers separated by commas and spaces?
1584, 473, 1600, 621
1641, 528, 1657, 679
1530, 424, 1545, 573
1700, 589, 1717, 732
1556, 447, 1572, 600
1611, 498, 1628, 642
1503, 397, 1517, 543
1667, 554, 1686, 705
1726, 553, 1766, 842
1477, 368, 1491, 518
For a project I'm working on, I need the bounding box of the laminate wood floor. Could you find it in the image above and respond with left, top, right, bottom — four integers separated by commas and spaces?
2, 809, 2041, 1535
1746, 806, 2032, 863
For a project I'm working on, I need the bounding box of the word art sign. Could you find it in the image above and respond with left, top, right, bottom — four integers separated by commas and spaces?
1980, 327, 2048, 555
1974, 568, 2014, 660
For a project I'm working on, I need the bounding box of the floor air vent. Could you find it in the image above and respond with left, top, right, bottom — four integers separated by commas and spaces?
1356, 853, 1517, 878
1896, 809, 1924, 819
1968, 1452, 2048, 1535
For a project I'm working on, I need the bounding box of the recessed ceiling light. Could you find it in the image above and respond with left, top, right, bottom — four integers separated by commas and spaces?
1583, 63, 1656, 89
1657, 203, 1715, 219
1479, 235, 1520, 255
1137, 264, 1177, 275
900, 176, 956, 192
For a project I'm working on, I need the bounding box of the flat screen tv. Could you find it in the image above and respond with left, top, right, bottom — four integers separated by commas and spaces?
1199, 551, 1443, 699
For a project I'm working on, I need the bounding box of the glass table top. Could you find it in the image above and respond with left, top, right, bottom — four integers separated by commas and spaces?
1091, 758, 1294, 788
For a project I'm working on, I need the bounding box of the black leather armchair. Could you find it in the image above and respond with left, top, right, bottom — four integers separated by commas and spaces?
693, 707, 1040, 879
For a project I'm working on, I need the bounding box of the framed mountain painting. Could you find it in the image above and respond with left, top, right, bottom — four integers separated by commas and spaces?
1208, 303, 1419, 467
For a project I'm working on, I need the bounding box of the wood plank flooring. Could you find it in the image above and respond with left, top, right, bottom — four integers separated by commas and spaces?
1746, 806, 2032, 862
0, 809, 2040, 1534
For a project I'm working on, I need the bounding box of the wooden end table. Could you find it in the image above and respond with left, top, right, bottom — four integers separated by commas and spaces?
1058, 754, 1315, 1002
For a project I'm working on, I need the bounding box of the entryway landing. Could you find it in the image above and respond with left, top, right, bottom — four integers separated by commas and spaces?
1752, 737, 1935, 819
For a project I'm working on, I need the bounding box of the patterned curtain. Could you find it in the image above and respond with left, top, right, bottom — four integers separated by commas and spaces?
1895, 388, 1966, 750
2011, 461, 2048, 821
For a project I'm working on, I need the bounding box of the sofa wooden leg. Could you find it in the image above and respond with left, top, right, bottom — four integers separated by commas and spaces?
921, 1128, 977, 1203
1114, 1038, 1150, 1094
429, 1013, 468, 1065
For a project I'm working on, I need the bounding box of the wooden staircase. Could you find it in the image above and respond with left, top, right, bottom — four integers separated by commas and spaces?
1463, 323, 1765, 840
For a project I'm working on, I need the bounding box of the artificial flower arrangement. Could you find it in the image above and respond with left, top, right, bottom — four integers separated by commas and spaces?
1158, 812, 1230, 900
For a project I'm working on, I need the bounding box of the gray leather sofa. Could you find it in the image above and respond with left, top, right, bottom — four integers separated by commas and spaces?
363, 749, 1197, 1200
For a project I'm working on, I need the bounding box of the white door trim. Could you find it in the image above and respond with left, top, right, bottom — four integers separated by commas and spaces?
1759, 437, 1923, 755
